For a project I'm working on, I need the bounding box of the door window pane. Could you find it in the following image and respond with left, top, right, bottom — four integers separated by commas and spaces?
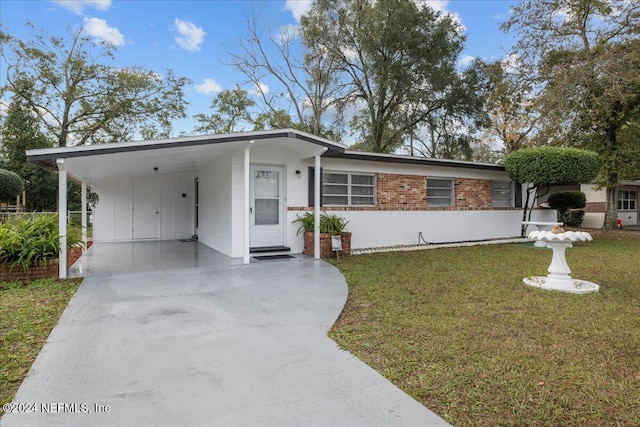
255, 199, 279, 225
255, 171, 279, 198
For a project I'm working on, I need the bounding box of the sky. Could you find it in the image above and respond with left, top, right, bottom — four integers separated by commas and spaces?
0, 0, 520, 138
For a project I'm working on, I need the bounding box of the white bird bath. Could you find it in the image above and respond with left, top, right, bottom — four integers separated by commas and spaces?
523, 230, 599, 294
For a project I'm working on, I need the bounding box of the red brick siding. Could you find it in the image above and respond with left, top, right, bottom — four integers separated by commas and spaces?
290, 173, 517, 212
453, 178, 493, 210
585, 202, 606, 213
377, 174, 426, 210
0, 259, 59, 283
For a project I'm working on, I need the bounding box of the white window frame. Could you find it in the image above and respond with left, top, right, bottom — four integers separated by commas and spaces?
426, 177, 454, 207
322, 171, 376, 206
492, 180, 514, 207
618, 189, 637, 211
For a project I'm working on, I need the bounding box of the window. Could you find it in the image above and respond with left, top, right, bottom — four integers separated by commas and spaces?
322, 172, 375, 206
618, 190, 637, 211
426, 178, 454, 207
492, 181, 513, 207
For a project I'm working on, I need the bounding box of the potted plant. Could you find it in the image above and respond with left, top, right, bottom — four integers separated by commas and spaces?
293, 211, 351, 258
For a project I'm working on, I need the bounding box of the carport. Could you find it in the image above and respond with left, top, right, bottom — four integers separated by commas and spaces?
27, 129, 347, 278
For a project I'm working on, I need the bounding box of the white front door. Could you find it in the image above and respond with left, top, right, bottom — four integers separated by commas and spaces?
250, 165, 285, 248
133, 176, 160, 239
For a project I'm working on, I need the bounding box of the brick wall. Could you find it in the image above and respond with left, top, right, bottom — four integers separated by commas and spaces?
585, 202, 606, 213
377, 174, 426, 210
453, 178, 493, 210
0, 259, 59, 283
291, 173, 516, 212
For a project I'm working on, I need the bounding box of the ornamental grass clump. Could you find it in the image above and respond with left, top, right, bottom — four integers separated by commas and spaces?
0, 214, 83, 270
293, 211, 349, 235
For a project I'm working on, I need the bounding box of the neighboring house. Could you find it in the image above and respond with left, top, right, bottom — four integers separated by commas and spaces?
538, 182, 640, 228
27, 129, 555, 277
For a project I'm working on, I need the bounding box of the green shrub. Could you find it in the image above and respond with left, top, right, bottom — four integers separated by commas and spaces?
0, 169, 24, 203
548, 191, 587, 211
0, 214, 83, 270
293, 211, 349, 235
504, 147, 602, 185
564, 209, 585, 227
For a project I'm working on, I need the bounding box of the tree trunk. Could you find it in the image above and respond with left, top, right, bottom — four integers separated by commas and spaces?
603, 121, 619, 230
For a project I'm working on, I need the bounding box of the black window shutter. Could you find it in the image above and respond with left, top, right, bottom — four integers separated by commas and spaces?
308, 167, 323, 207
514, 182, 523, 208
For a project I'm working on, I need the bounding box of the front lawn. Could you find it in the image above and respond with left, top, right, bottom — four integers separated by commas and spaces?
330, 231, 640, 427
0, 278, 81, 414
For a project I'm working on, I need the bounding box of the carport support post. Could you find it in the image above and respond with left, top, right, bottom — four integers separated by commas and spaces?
81, 181, 87, 251
313, 149, 326, 260
57, 159, 68, 279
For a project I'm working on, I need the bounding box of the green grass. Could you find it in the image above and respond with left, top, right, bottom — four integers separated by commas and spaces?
329, 231, 640, 427
0, 278, 81, 414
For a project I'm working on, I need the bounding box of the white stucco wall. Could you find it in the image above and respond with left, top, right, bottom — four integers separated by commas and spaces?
197, 155, 233, 256
93, 171, 194, 242
286, 209, 556, 252
581, 184, 607, 203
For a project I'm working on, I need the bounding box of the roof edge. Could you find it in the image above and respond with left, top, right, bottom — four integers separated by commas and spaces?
324, 150, 506, 171
27, 129, 347, 163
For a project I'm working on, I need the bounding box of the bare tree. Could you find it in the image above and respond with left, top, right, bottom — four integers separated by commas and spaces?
226, 6, 345, 138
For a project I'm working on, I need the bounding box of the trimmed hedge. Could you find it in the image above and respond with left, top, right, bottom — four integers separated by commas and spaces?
548, 191, 587, 211
564, 210, 586, 227
549, 191, 587, 226
504, 147, 602, 185
0, 169, 24, 203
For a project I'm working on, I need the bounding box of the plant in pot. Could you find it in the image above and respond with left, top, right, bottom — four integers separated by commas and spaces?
293, 211, 351, 258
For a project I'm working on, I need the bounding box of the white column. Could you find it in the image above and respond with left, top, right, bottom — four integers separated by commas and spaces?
56, 159, 67, 279
81, 181, 87, 252
243, 140, 254, 264
313, 149, 327, 259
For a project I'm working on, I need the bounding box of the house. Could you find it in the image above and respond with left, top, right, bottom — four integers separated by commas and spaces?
27, 129, 556, 278
538, 182, 640, 228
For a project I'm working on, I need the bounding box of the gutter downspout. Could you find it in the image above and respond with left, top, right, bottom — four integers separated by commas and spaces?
56, 159, 67, 279
314, 148, 328, 259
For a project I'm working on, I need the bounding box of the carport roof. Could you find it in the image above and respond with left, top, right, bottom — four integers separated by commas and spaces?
27, 129, 347, 184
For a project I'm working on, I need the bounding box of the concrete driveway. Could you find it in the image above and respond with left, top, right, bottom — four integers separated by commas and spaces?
2, 243, 449, 426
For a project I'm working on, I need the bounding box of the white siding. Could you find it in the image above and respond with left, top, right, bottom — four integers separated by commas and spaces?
286, 209, 555, 252
92, 172, 193, 242
197, 155, 233, 256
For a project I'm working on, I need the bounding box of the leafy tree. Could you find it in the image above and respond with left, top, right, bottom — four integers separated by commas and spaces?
193, 88, 256, 134
480, 60, 538, 155
0, 169, 24, 204
0, 22, 190, 147
302, 0, 482, 154
502, 0, 640, 230
504, 147, 602, 236
252, 109, 295, 131
0, 84, 57, 211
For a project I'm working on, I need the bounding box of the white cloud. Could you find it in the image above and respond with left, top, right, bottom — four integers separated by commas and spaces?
194, 79, 222, 94
458, 55, 475, 67
284, 0, 313, 23
501, 53, 522, 73
174, 19, 206, 51
83, 17, 125, 46
275, 23, 300, 45
414, 0, 466, 31
50, 0, 111, 15
248, 82, 270, 97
